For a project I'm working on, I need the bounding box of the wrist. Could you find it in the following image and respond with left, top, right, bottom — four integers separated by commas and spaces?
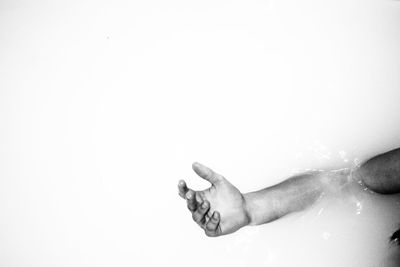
243, 193, 255, 226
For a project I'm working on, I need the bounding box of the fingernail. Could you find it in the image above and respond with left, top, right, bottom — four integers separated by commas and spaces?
202, 202, 208, 209
186, 192, 192, 199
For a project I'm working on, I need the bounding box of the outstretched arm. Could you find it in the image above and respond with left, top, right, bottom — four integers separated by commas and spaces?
178, 147, 400, 237
178, 163, 349, 236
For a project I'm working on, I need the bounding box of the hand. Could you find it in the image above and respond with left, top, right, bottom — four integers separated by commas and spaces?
178, 162, 250, 237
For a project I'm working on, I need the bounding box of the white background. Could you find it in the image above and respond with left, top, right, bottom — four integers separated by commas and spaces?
1, 0, 400, 266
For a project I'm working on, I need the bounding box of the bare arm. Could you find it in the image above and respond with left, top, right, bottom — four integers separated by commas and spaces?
245, 147, 400, 226
178, 147, 400, 236
179, 164, 350, 235
243, 169, 349, 226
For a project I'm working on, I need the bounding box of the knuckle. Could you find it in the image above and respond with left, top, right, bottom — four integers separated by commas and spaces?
205, 230, 215, 237
206, 223, 215, 231
200, 204, 208, 213
187, 203, 194, 211
192, 212, 199, 222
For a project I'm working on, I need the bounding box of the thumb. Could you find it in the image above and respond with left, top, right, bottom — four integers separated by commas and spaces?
192, 162, 223, 185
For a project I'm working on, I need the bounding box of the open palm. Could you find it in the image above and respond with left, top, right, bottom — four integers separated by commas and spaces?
178, 163, 249, 237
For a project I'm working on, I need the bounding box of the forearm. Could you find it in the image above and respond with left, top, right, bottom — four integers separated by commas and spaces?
242, 147, 400, 227
354, 148, 400, 194
243, 169, 350, 226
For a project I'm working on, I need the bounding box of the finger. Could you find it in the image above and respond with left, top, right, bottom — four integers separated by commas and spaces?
192, 200, 210, 226
195, 191, 203, 204
178, 180, 189, 199
205, 211, 221, 237
192, 162, 223, 185
194, 193, 211, 221
186, 190, 197, 212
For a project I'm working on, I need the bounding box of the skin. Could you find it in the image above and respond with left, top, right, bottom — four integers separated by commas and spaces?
178, 148, 400, 237
178, 162, 249, 237
354, 148, 400, 194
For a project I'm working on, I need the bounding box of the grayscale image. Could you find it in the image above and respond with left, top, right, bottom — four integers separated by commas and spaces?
0, 0, 399, 266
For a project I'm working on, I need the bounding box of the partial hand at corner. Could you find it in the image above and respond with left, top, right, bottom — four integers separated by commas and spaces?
178, 163, 250, 237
